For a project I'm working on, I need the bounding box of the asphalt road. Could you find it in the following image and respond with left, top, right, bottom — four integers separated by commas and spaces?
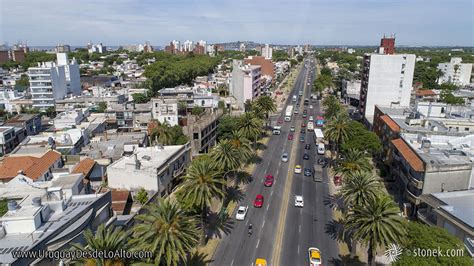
212, 59, 338, 266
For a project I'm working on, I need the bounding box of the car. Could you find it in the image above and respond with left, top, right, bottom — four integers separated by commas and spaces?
300, 135, 305, 142
264, 175, 274, 187
294, 109, 299, 114
254, 194, 264, 208
295, 195, 304, 207
300, 128, 306, 134
303, 153, 310, 160
288, 134, 293, 140
235, 205, 248, 220
281, 153, 289, 162
308, 247, 322, 266
294, 165, 302, 174
305, 144, 311, 150
290, 126, 295, 132
304, 168, 313, 176
255, 258, 267, 266
303, 110, 308, 114
309, 116, 314, 121
318, 157, 328, 167
302, 113, 307, 118
278, 117, 284, 124
301, 122, 306, 128
310, 105, 314, 109
313, 173, 323, 182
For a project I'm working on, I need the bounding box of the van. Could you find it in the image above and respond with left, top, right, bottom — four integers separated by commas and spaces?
317, 143, 325, 155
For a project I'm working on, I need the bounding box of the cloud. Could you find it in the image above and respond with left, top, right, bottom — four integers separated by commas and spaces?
1, 0, 472, 46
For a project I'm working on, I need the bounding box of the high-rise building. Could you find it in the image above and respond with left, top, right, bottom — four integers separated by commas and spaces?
28, 62, 67, 111
230, 60, 262, 109
379, 35, 396, 55
183, 40, 193, 52
239, 43, 246, 52
359, 37, 415, 125
56, 53, 81, 95
261, 44, 273, 60
244, 56, 275, 78
437, 58, 473, 86
55, 44, 71, 53
87, 42, 106, 53
0, 50, 9, 64
197, 40, 207, 54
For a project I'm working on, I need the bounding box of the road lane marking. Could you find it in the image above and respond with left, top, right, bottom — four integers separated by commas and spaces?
256, 238, 260, 248
271, 64, 311, 266
299, 224, 301, 233
262, 220, 266, 229
271, 189, 274, 196
298, 245, 300, 254
246, 220, 249, 226
266, 204, 270, 211
231, 259, 234, 266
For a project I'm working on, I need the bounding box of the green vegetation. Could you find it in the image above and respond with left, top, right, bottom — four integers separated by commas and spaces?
134, 187, 149, 205
394, 222, 472, 266
149, 120, 189, 145
96, 102, 107, 113
272, 50, 289, 61
341, 121, 382, 153
216, 115, 239, 140
439, 83, 465, 104
131, 93, 149, 104
191, 106, 205, 116
334, 149, 373, 176
16, 74, 29, 87
0, 199, 8, 216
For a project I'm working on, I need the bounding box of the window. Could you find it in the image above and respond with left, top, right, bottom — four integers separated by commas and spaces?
441, 107, 445, 113
465, 127, 469, 131
193, 133, 199, 139
201, 100, 205, 106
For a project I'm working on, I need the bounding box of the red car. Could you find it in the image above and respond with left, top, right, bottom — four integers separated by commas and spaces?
264, 175, 274, 187
278, 117, 284, 124
254, 194, 264, 208
288, 134, 293, 140
301, 122, 306, 128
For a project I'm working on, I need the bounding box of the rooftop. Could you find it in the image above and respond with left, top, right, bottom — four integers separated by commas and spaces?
391, 138, 424, 172
71, 158, 96, 177
380, 115, 400, 132
0, 150, 61, 180
432, 190, 474, 228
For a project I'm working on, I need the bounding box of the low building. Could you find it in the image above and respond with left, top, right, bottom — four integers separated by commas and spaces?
390, 133, 474, 215
182, 109, 223, 156
0, 126, 17, 156
151, 98, 179, 126
107, 144, 191, 195
105, 102, 152, 131
4, 114, 42, 136
53, 108, 89, 130
417, 190, 473, 256
0, 150, 63, 183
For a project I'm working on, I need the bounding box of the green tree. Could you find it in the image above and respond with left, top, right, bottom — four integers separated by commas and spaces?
334, 149, 373, 177
346, 194, 406, 265
135, 187, 149, 205
96, 102, 107, 113
16, 74, 29, 87
339, 171, 380, 208
168, 125, 189, 145
324, 112, 352, 155
210, 139, 242, 174
130, 199, 199, 266
322, 95, 342, 120
149, 120, 173, 145
70, 224, 131, 266
178, 156, 225, 245
394, 222, 472, 266
439, 83, 464, 104
191, 106, 205, 116
44, 106, 56, 118
216, 115, 239, 140
237, 112, 263, 148
254, 95, 276, 124
341, 121, 382, 153
131, 93, 149, 104
228, 130, 253, 163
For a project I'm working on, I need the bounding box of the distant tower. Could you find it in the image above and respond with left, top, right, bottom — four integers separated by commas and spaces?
379, 34, 396, 55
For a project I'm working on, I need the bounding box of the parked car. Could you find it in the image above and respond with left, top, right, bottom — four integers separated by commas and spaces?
235, 205, 248, 220
288, 134, 293, 140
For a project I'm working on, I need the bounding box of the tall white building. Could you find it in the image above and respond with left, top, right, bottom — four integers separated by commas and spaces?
261, 44, 273, 60
182, 40, 193, 52
28, 62, 68, 111
230, 60, 262, 109
437, 58, 473, 86
359, 41, 415, 124
56, 53, 81, 96
198, 40, 207, 54
87, 42, 105, 53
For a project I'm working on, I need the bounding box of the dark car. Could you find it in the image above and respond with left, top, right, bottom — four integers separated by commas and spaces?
305, 144, 311, 150
300, 128, 306, 134
318, 158, 328, 167
302, 113, 307, 118
303, 153, 310, 160
300, 135, 305, 142
301, 122, 306, 128
304, 168, 313, 177
303, 110, 307, 114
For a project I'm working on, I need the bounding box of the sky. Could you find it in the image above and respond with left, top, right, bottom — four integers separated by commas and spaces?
1, 0, 473, 47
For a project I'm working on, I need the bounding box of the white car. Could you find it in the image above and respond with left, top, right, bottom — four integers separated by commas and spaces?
309, 105, 313, 109
290, 126, 295, 132
295, 195, 304, 207
309, 116, 314, 121
281, 153, 289, 162
235, 205, 248, 220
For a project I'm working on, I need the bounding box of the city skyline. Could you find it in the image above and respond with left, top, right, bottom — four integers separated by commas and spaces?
1, 0, 473, 47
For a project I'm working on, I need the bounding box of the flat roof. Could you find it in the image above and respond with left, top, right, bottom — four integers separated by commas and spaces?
432, 190, 474, 228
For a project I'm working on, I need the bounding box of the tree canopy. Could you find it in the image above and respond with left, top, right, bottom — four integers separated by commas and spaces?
341, 121, 382, 153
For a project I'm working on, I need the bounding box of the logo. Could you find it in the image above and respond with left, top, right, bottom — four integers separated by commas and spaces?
384, 243, 403, 263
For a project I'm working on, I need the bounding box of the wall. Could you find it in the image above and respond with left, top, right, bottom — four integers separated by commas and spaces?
423, 168, 472, 194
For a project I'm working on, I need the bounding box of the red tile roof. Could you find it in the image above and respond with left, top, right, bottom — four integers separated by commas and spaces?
72, 158, 96, 177
111, 190, 131, 214
380, 115, 400, 133
391, 138, 424, 172
0, 150, 62, 181
416, 89, 437, 97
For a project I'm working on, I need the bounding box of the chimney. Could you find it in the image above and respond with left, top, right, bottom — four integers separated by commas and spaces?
134, 153, 141, 170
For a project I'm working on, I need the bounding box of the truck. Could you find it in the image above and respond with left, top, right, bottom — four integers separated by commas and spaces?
314, 128, 324, 143
285, 105, 294, 121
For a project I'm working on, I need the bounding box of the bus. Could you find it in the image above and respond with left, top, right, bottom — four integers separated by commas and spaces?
307, 121, 314, 131
316, 116, 324, 127
285, 105, 293, 121
314, 128, 324, 143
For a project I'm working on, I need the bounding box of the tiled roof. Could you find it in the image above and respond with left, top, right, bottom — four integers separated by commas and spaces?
0, 150, 61, 181
111, 190, 131, 214
72, 158, 96, 177
391, 138, 424, 172
380, 115, 400, 133
416, 89, 437, 97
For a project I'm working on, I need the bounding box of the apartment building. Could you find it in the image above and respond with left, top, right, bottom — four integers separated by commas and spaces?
56, 53, 81, 95
182, 108, 223, 156
230, 60, 263, 109
4, 114, 42, 136
438, 58, 473, 86
244, 56, 275, 79
359, 37, 415, 125
151, 98, 179, 126
261, 44, 273, 60
28, 62, 67, 110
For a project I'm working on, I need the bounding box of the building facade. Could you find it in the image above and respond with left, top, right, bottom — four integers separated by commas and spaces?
230, 60, 262, 109
437, 58, 473, 86
28, 62, 67, 111
151, 98, 179, 126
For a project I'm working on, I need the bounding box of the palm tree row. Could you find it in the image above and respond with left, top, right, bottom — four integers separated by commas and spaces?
70, 95, 276, 266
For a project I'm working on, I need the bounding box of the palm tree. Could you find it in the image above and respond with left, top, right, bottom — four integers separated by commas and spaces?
322, 95, 341, 120
70, 224, 131, 266
130, 199, 200, 266
149, 120, 173, 145
228, 130, 253, 162
334, 149, 373, 176
237, 112, 262, 148
324, 112, 352, 157
345, 194, 406, 265
339, 170, 380, 208
178, 156, 226, 245
254, 95, 276, 125
210, 139, 242, 174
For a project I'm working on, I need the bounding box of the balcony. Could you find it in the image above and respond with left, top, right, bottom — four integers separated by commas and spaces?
416, 209, 436, 226
408, 172, 424, 189
406, 188, 421, 205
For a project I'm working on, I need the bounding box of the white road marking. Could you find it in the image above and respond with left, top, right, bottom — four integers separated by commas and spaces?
298, 245, 300, 254
231, 259, 234, 266
256, 238, 260, 248
246, 219, 249, 226
271, 189, 274, 196
300, 208, 302, 215
266, 204, 270, 211
299, 224, 301, 233
262, 220, 266, 229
